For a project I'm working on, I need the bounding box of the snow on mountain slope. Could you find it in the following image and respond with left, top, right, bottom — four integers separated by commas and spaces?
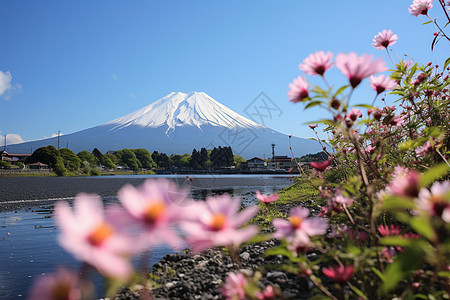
107, 92, 265, 134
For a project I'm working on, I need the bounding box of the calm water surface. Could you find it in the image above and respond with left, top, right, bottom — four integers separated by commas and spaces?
0, 174, 295, 299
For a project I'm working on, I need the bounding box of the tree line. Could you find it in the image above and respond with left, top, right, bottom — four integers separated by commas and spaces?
23, 145, 245, 176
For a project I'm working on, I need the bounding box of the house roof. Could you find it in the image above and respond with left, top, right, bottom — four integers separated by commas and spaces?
29, 162, 49, 167
246, 157, 265, 162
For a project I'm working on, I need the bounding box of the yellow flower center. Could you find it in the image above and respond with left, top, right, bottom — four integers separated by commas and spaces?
87, 222, 114, 247
210, 213, 227, 231
144, 202, 166, 224
290, 216, 303, 229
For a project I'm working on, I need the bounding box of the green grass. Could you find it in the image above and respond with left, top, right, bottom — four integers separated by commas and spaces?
251, 178, 325, 227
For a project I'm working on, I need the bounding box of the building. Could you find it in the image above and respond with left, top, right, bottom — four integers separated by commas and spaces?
246, 157, 267, 172
0, 151, 31, 165
267, 155, 293, 171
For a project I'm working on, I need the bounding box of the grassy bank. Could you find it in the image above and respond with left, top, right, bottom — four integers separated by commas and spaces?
252, 178, 325, 227
0, 169, 156, 177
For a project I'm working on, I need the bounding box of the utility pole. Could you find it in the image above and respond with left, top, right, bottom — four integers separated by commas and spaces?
271, 143, 275, 162
57, 131, 60, 150
3, 134, 6, 151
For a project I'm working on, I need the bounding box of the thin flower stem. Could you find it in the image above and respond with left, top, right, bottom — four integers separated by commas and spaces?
227, 245, 242, 269
427, 15, 450, 42
343, 204, 355, 225
385, 48, 396, 66
309, 275, 338, 300
436, 148, 450, 168
289, 136, 306, 177
322, 75, 331, 89
371, 94, 379, 106
438, 0, 450, 23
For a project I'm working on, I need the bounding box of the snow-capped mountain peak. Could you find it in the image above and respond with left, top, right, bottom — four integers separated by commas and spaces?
107, 92, 264, 134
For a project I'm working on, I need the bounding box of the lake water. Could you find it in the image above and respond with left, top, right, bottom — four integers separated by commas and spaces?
0, 174, 296, 299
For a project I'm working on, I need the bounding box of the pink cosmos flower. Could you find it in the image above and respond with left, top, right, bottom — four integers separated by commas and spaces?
322, 265, 354, 283
221, 272, 247, 300
288, 76, 309, 103
409, 0, 433, 16
369, 75, 398, 94
372, 30, 399, 49
256, 190, 279, 206
28, 267, 82, 300
55, 194, 136, 279
415, 181, 450, 222
336, 52, 388, 88
256, 285, 275, 300
310, 160, 331, 171
386, 167, 421, 198
182, 194, 258, 252
117, 179, 191, 249
346, 108, 363, 121
299, 51, 334, 76
378, 224, 402, 236
272, 206, 328, 243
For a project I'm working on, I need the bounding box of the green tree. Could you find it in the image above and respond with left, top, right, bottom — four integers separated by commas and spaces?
115, 149, 139, 171
77, 150, 96, 165
234, 155, 246, 169
53, 156, 67, 176
132, 148, 156, 169
26, 145, 60, 167
60, 148, 81, 171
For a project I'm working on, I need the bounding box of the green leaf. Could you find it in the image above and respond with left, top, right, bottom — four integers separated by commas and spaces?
303, 119, 335, 126
381, 196, 415, 211
371, 267, 385, 281
381, 247, 425, 293
264, 246, 293, 258
304, 100, 324, 109
353, 104, 375, 109
380, 236, 415, 247
419, 163, 450, 188
438, 271, 450, 278
410, 216, 436, 241
333, 85, 349, 97
421, 20, 433, 25
348, 282, 368, 300
443, 57, 450, 71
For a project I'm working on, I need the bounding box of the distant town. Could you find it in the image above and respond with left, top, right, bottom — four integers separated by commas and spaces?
0, 145, 327, 176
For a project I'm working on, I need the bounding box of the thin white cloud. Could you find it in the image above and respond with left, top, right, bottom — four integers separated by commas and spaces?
0, 71, 12, 96
43, 132, 64, 139
0, 71, 21, 100
4, 133, 25, 145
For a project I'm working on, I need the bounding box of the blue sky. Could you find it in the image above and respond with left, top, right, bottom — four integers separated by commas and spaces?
1, 0, 448, 151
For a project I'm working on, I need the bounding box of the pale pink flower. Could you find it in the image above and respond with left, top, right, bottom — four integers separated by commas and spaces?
415, 181, 450, 221
118, 179, 191, 249
288, 76, 309, 103
336, 52, 388, 88
415, 140, 433, 156
322, 265, 354, 283
309, 124, 319, 130
256, 285, 275, 300
272, 207, 328, 243
409, 0, 433, 16
345, 108, 363, 121
389, 115, 406, 127
55, 194, 136, 279
378, 224, 402, 236
386, 167, 421, 198
333, 192, 354, 206
299, 51, 334, 76
369, 75, 398, 94
221, 272, 247, 300
28, 267, 82, 300
256, 190, 279, 206
372, 30, 399, 49
182, 194, 258, 252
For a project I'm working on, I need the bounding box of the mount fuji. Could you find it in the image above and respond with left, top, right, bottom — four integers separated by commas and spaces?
8, 92, 321, 158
